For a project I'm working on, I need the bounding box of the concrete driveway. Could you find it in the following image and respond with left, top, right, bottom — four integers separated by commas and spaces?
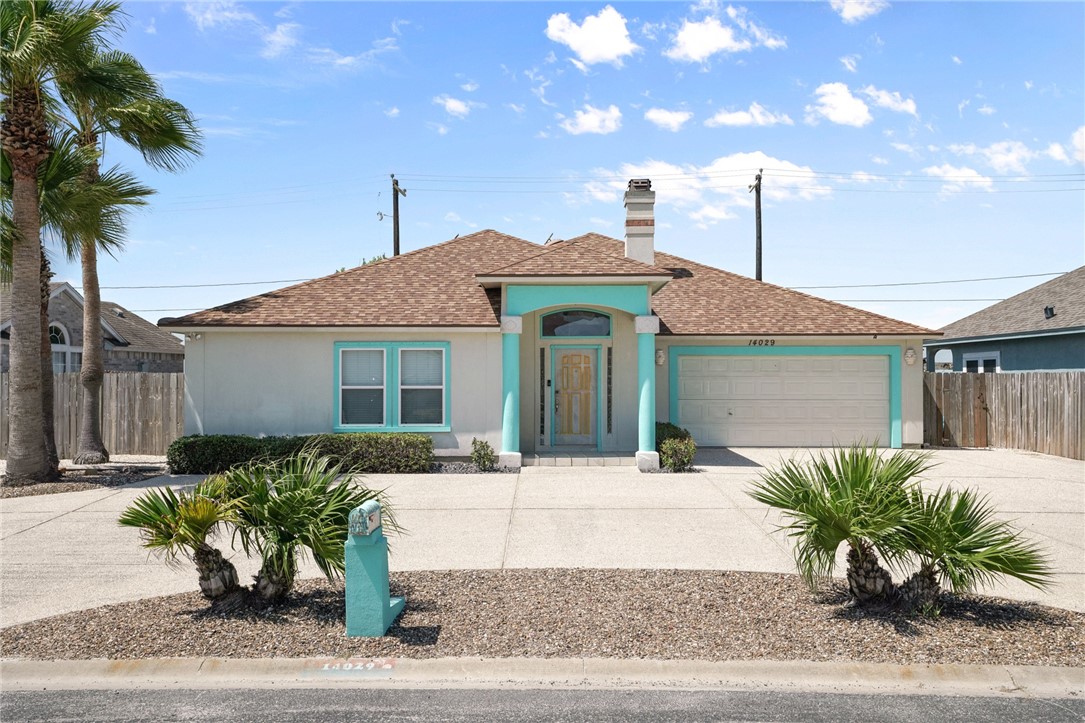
1, 448, 1081, 627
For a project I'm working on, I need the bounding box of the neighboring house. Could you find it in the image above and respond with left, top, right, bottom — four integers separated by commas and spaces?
161, 180, 935, 470
0, 282, 184, 374
924, 266, 1085, 373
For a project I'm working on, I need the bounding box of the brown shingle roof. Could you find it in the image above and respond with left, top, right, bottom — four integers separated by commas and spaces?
478, 240, 672, 278
164, 230, 542, 328
936, 266, 1085, 341
560, 234, 937, 336
162, 230, 936, 336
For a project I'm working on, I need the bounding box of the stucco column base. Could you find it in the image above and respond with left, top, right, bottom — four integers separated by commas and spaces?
499, 452, 522, 469
636, 451, 660, 472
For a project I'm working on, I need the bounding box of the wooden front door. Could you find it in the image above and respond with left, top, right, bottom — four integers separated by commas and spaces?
553, 348, 597, 446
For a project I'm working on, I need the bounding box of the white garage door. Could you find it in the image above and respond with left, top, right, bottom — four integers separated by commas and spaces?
676, 355, 889, 447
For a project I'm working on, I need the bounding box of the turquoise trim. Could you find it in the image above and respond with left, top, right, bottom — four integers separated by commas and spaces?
501, 332, 520, 453
637, 333, 656, 453
539, 308, 613, 339
333, 341, 451, 434
667, 345, 903, 449
506, 285, 649, 316
548, 344, 604, 450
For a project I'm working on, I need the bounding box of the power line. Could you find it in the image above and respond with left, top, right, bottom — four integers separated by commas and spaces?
831, 299, 1003, 303
92, 278, 312, 290
793, 271, 1066, 290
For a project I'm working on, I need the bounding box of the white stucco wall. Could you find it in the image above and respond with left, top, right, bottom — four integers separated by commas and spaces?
653, 335, 927, 447
182, 330, 504, 455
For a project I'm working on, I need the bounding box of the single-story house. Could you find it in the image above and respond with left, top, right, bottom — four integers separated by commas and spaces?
161, 179, 935, 470
1, 282, 185, 374
924, 266, 1084, 373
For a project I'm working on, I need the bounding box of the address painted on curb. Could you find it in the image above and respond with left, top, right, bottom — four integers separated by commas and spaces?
302, 658, 397, 679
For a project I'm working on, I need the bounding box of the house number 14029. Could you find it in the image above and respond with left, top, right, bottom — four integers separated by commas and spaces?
748, 339, 776, 346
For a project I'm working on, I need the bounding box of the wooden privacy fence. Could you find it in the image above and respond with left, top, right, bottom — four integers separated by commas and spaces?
0, 372, 184, 458
924, 371, 1084, 460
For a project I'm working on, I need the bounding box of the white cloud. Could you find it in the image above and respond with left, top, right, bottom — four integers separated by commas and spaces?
957, 99, 970, 118
977, 104, 996, 116
1045, 143, 1068, 163
948, 140, 1043, 174
851, 171, 884, 183
306, 37, 397, 69
839, 54, 860, 73
460, 81, 479, 92
830, 0, 890, 24
922, 163, 993, 194
184, 1, 256, 31
644, 108, 693, 132
890, 142, 917, 155
261, 22, 300, 59
384, 106, 399, 118
582, 151, 831, 228
952, 55, 963, 65
1024, 80, 1034, 91
871, 155, 889, 165
506, 103, 526, 115
145, 18, 157, 35
429, 123, 449, 136
433, 94, 481, 119
545, 5, 639, 67
859, 85, 917, 116
559, 104, 622, 135
804, 83, 872, 127
725, 5, 787, 50
525, 69, 556, 107
1074, 126, 1085, 164
705, 102, 793, 127
664, 16, 751, 63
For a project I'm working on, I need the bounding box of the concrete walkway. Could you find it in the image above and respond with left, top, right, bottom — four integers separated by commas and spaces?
1, 448, 1082, 628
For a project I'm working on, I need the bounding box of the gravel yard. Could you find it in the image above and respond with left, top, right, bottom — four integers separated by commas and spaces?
2, 569, 1081, 667
0, 456, 168, 498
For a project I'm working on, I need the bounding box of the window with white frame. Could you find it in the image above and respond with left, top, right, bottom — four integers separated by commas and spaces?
399, 348, 445, 426
49, 323, 82, 373
335, 342, 450, 431
340, 348, 385, 425
962, 351, 1000, 373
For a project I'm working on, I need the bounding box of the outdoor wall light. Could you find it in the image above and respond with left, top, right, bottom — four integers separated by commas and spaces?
904, 348, 917, 366
656, 349, 665, 366
186, 333, 202, 341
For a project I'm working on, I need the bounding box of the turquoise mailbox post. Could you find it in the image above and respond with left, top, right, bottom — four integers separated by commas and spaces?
345, 500, 404, 637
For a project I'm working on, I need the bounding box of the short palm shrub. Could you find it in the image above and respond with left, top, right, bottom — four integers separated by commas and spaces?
470, 437, 497, 472
118, 477, 241, 600
213, 450, 401, 602
660, 437, 697, 472
748, 444, 1053, 611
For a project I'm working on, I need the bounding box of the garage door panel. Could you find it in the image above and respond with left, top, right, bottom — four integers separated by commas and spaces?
676, 354, 890, 447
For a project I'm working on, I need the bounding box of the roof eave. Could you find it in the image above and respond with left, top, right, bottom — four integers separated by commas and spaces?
923, 325, 1085, 347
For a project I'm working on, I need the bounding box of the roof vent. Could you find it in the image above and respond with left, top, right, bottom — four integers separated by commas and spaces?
113, 308, 125, 318
1044, 305, 1056, 319
628, 178, 651, 192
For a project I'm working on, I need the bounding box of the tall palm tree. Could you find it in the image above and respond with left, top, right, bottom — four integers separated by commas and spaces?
3, 131, 153, 473
1, 0, 121, 484
56, 49, 201, 464
748, 445, 933, 604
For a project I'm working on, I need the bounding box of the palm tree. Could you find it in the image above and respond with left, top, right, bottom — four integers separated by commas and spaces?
217, 451, 401, 602
748, 445, 933, 604
56, 49, 201, 464
3, 131, 153, 475
118, 477, 241, 600
897, 486, 1053, 611
1, 0, 121, 483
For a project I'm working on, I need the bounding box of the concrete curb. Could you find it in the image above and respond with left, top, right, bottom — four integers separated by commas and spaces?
2, 657, 1082, 698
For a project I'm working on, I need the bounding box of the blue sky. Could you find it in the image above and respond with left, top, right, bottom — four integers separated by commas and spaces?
51, 1, 1084, 331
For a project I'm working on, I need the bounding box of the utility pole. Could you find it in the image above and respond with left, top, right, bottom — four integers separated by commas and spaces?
391, 174, 407, 256
748, 168, 763, 281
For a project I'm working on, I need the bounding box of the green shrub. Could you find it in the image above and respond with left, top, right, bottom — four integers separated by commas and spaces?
470, 437, 497, 471
655, 421, 693, 452
660, 437, 697, 472
166, 432, 434, 474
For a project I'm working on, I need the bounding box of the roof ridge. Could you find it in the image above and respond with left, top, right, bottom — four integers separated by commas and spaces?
477, 234, 670, 276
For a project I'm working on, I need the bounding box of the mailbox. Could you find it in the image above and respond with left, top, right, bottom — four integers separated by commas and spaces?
344, 500, 405, 637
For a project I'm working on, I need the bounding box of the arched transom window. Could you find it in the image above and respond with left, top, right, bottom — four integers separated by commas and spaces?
541, 309, 611, 337
49, 323, 82, 373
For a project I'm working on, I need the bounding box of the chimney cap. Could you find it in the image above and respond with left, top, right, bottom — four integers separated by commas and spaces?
628, 178, 652, 192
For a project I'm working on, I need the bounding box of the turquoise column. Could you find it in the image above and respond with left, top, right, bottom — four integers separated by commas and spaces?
501, 316, 522, 455
637, 331, 656, 453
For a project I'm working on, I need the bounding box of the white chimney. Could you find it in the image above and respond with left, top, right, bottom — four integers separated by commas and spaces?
624, 178, 655, 266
